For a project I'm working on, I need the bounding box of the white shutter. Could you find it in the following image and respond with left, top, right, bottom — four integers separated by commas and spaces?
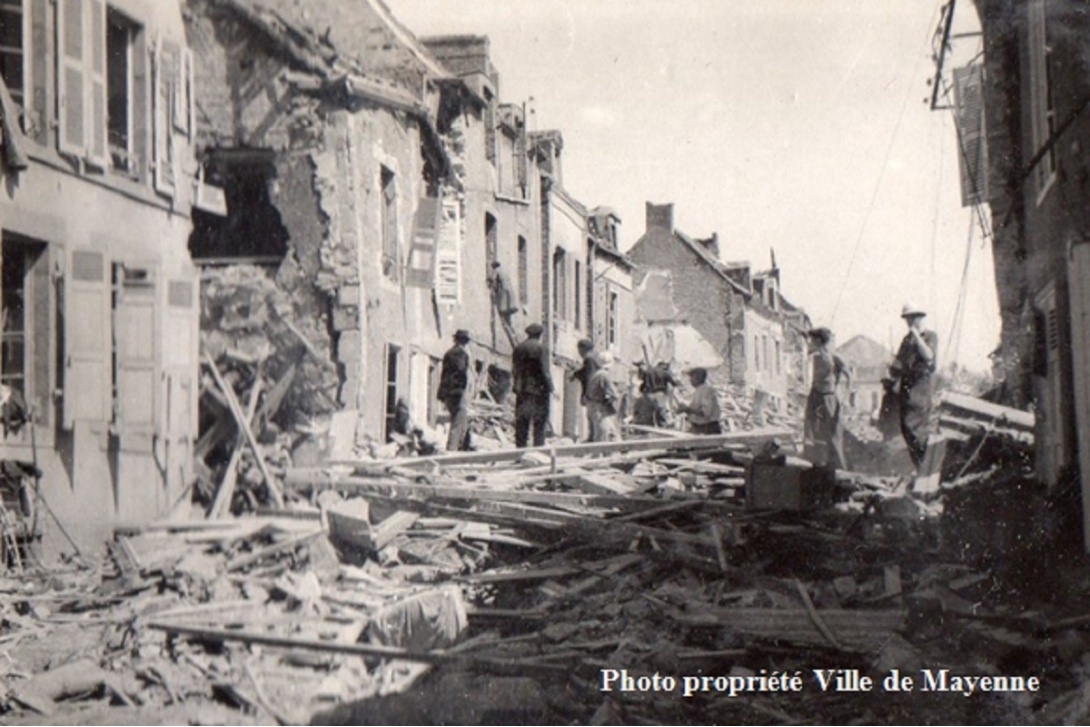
56, 0, 86, 157
160, 273, 198, 483
113, 266, 157, 451
153, 37, 176, 195
63, 246, 110, 427
86, 0, 108, 168
435, 196, 462, 305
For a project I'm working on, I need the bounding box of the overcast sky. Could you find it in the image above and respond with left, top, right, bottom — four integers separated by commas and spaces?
386, 0, 999, 372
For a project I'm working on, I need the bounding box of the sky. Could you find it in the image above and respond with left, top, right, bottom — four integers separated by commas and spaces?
386, 0, 1000, 372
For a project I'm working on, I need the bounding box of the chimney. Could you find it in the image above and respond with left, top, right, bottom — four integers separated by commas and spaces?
646, 202, 674, 233
698, 233, 719, 258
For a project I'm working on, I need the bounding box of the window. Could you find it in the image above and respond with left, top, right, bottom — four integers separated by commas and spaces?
607, 290, 618, 346
1028, 0, 1056, 199
381, 166, 398, 279
106, 9, 137, 171
383, 344, 400, 441
484, 90, 496, 166
517, 236, 528, 304
775, 340, 782, 375
485, 213, 497, 278
574, 260, 582, 330
552, 248, 567, 321
0, 0, 25, 108
1, 233, 48, 424
753, 335, 760, 371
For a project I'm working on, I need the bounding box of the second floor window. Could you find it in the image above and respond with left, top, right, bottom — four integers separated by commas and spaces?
0, 0, 24, 108
1028, 0, 1056, 200
381, 166, 398, 279
107, 9, 138, 171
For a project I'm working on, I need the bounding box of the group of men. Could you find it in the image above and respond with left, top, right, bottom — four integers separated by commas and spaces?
803, 303, 938, 473
438, 325, 725, 451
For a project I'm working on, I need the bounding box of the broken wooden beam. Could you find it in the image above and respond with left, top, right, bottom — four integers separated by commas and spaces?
330, 428, 793, 470
147, 620, 569, 671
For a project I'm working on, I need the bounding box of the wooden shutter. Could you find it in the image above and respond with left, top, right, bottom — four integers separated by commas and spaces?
56, 0, 86, 156
63, 245, 110, 427
953, 64, 987, 207
113, 266, 157, 450
29, 0, 50, 145
435, 196, 461, 305
86, 0, 107, 167
593, 278, 608, 345
405, 196, 441, 288
160, 273, 198, 480
153, 37, 176, 195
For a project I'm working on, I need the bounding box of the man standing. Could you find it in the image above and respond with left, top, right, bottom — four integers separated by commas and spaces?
512, 323, 553, 448
677, 367, 722, 434
585, 351, 621, 442
438, 329, 473, 452
891, 303, 938, 468
803, 327, 851, 469
641, 360, 681, 427
570, 338, 598, 440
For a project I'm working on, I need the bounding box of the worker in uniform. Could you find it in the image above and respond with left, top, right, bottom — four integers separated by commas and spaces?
803, 327, 851, 469
438, 329, 473, 452
512, 323, 553, 448
677, 367, 722, 434
569, 338, 599, 441
585, 351, 621, 442
890, 303, 938, 468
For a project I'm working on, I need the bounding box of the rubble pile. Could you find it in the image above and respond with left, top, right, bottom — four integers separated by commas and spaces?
3, 412, 1087, 725
198, 265, 341, 516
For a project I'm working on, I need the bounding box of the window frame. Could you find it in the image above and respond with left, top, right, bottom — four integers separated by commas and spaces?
380, 165, 399, 280
1027, 0, 1057, 204
0, 0, 28, 111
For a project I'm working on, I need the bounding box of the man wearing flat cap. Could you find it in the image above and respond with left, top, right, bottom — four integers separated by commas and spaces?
438, 329, 473, 451
512, 323, 553, 447
890, 303, 938, 468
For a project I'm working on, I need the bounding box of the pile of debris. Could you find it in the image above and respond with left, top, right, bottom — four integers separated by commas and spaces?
197, 265, 341, 516
5, 396, 1088, 725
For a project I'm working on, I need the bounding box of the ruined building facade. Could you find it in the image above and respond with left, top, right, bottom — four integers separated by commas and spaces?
0, 0, 200, 552
969, 0, 1090, 545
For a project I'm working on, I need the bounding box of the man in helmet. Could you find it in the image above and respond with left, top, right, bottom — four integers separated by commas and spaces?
890, 303, 938, 468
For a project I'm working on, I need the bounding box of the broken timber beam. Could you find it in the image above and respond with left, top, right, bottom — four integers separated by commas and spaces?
147, 621, 569, 671
203, 354, 284, 508
283, 469, 665, 511
329, 428, 792, 470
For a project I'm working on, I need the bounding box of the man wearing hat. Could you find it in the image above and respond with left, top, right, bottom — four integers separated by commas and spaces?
891, 303, 938, 467
512, 323, 553, 447
584, 351, 621, 442
438, 329, 473, 451
570, 338, 599, 440
804, 327, 851, 469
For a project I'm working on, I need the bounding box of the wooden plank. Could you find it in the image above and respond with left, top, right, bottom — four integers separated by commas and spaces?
371, 511, 420, 550
147, 620, 568, 671
225, 530, 324, 572
671, 607, 905, 652
203, 355, 284, 508
939, 392, 1035, 430
283, 470, 666, 511
330, 428, 792, 470
209, 376, 263, 518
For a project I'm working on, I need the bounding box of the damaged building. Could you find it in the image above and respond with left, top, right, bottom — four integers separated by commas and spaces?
628, 202, 809, 412
946, 0, 1090, 547
0, 0, 200, 554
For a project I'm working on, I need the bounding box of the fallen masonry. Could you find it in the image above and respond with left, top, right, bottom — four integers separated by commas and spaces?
1, 402, 1090, 725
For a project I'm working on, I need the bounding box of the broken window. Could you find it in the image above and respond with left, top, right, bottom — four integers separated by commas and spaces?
1027, 0, 1056, 200
381, 166, 399, 279
517, 236, 528, 305
1, 233, 49, 424
106, 8, 139, 172
0, 0, 24, 108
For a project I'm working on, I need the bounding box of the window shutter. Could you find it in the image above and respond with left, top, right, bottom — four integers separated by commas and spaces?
953, 63, 987, 207
63, 246, 110, 427
29, 0, 50, 145
56, 0, 86, 157
157, 273, 198, 483
405, 196, 441, 288
153, 37, 176, 195
435, 196, 462, 305
86, 0, 107, 168
114, 267, 157, 450
593, 279, 607, 345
